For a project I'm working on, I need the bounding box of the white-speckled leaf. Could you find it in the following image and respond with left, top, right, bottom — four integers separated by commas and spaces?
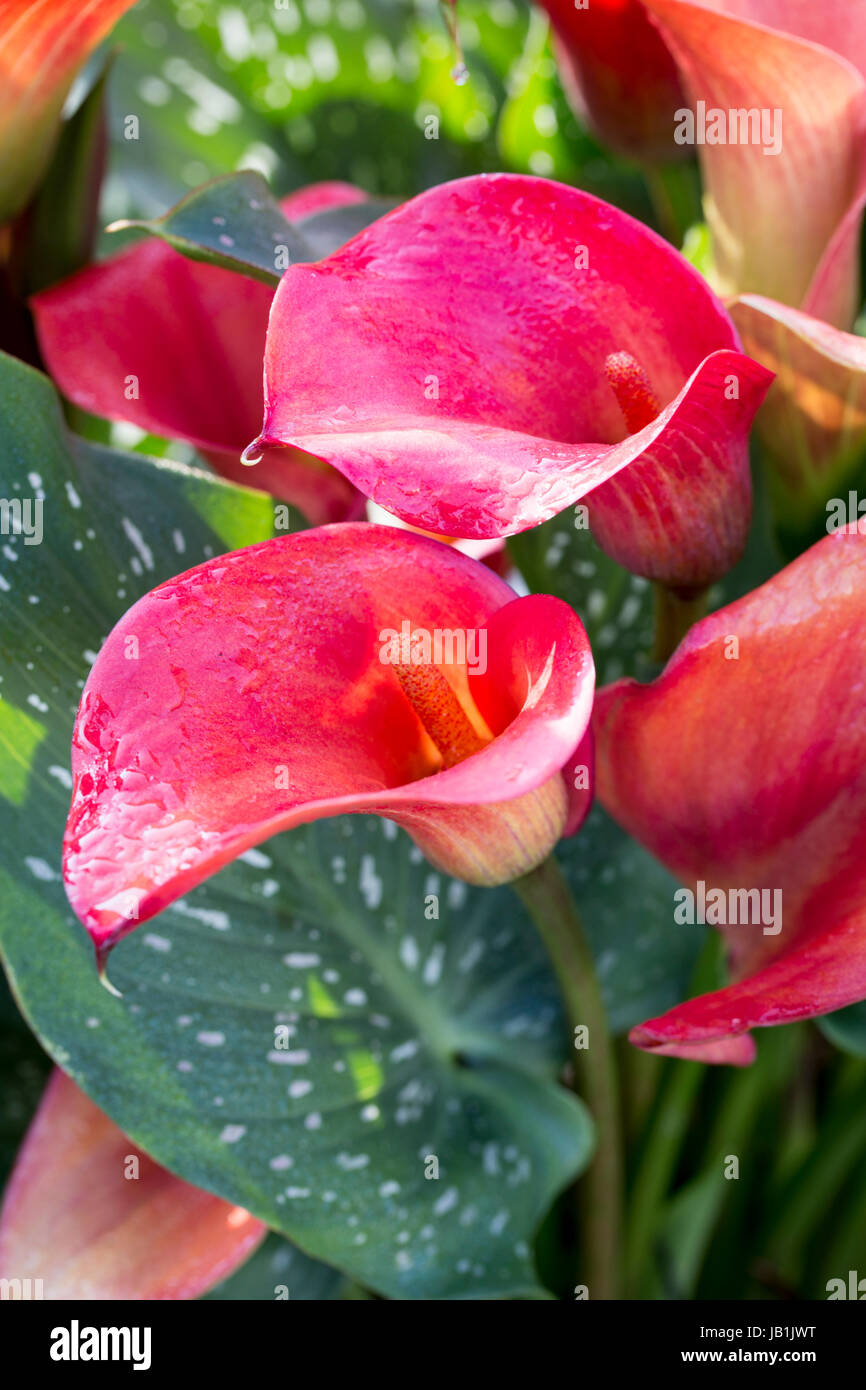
0, 352, 591, 1300
508, 516, 657, 688
205, 1231, 347, 1301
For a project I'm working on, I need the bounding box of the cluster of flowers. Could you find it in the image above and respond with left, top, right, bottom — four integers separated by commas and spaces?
2, 0, 866, 1299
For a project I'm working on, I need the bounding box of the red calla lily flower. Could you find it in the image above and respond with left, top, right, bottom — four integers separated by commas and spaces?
537, 0, 689, 163
245, 173, 772, 595
643, 0, 866, 329
0, 0, 136, 223
593, 524, 866, 1065
0, 1070, 265, 1299
63, 524, 594, 965
30, 182, 368, 526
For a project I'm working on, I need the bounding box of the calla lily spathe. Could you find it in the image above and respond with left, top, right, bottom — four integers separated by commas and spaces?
0, 1070, 265, 1300
63, 524, 595, 966
246, 173, 772, 595
593, 523, 866, 1064
31, 182, 368, 526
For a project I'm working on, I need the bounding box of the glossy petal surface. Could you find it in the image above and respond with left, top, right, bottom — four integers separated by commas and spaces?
63, 524, 594, 959
253, 173, 771, 589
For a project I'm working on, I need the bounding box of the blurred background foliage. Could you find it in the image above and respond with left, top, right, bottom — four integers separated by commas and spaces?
99, 0, 659, 235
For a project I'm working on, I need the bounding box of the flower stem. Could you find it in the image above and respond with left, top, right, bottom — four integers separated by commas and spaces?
652, 584, 707, 664
515, 856, 623, 1299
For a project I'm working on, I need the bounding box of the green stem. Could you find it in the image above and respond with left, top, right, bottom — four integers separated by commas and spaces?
620, 1037, 664, 1144
653, 584, 708, 664
515, 856, 623, 1299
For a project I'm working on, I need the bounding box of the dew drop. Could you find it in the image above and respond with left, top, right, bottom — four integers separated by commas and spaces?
241, 440, 264, 465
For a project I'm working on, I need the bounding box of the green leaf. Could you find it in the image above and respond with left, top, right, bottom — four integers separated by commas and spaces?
101, 0, 652, 236
21, 61, 111, 296
205, 1232, 346, 1301
681, 222, 714, 278
108, 170, 308, 285
295, 199, 395, 258
108, 170, 395, 284
508, 458, 781, 689
817, 1003, 866, 1058
508, 517, 657, 687
558, 808, 703, 1036
0, 351, 591, 1300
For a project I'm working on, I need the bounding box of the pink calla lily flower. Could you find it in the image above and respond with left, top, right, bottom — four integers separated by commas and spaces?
30, 182, 369, 526
730, 294, 866, 532
642, 0, 866, 330
537, 0, 689, 163
593, 524, 866, 1065
245, 173, 772, 595
63, 524, 595, 966
0, 1070, 265, 1299
0, 0, 136, 223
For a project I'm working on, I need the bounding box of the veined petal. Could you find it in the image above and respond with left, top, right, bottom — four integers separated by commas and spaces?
594, 524, 866, 1060
63, 524, 594, 961
730, 293, 866, 530
643, 0, 866, 326
585, 348, 770, 594
687, 0, 866, 82
252, 173, 770, 588
0, 0, 135, 222
0, 1070, 265, 1300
